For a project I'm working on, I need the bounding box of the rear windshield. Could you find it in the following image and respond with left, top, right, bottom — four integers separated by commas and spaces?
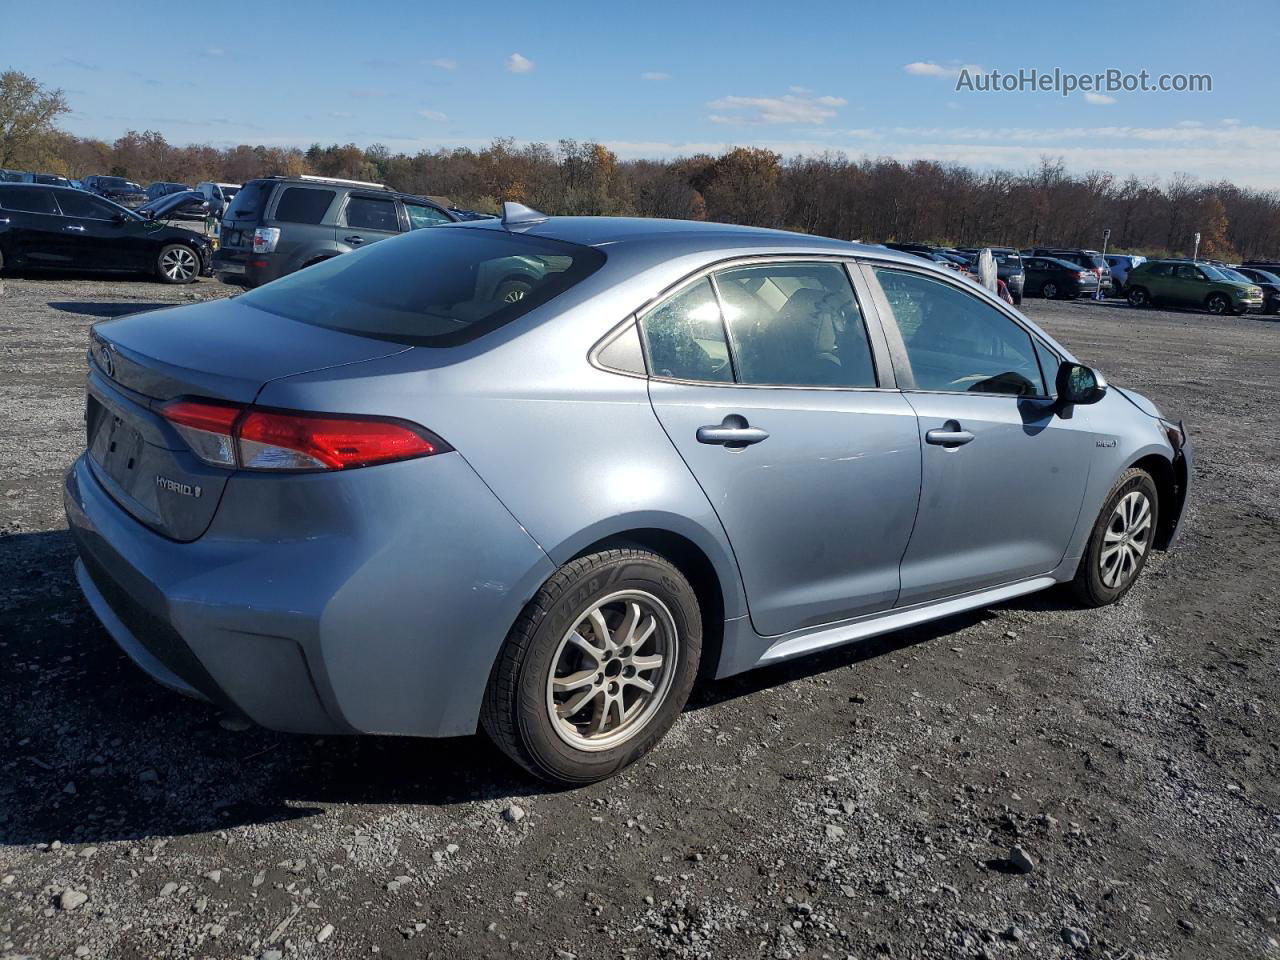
227, 179, 273, 219
239, 226, 607, 346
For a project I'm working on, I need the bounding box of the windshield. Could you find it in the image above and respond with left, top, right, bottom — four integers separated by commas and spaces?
222, 186, 240, 199
1216, 267, 1251, 283
1198, 264, 1229, 281
239, 226, 607, 346
1251, 269, 1280, 284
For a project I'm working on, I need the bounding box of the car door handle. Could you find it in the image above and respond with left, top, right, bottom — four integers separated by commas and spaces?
344, 235, 365, 244
65, 224, 86, 232
696, 417, 769, 446
925, 424, 975, 447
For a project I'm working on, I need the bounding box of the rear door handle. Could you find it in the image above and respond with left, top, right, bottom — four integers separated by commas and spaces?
697, 416, 769, 447
344, 235, 365, 244
925, 423, 975, 447
65, 224, 86, 232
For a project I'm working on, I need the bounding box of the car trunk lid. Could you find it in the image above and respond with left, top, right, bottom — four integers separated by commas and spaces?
85, 297, 410, 541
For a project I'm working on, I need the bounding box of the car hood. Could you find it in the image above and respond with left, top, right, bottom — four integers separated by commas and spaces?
1114, 386, 1163, 419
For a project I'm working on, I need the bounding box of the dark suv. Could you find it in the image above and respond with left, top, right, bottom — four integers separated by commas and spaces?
213, 175, 458, 288
1023, 247, 1111, 294
83, 176, 149, 208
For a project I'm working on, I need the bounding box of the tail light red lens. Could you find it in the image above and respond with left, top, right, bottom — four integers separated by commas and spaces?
160, 400, 449, 472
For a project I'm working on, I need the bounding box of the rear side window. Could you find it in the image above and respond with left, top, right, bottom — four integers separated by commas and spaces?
0, 188, 58, 213
405, 201, 452, 229
273, 187, 334, 225
715, 262, 876, 388
239, 227, 606, 347
639, 278, 733, 383
344, 195, 399, 231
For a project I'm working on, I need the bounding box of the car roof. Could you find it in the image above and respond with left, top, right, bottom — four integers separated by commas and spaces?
456, 214, 909, 261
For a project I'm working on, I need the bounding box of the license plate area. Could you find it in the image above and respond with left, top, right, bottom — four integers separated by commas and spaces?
88, 396, 146, 488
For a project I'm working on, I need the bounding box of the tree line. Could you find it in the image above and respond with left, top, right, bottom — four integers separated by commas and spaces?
4, 70, 1277, 259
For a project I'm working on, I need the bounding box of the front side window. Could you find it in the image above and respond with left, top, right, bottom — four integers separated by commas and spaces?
639, 278, 732, 383
273, 187, 335, 225
405, 202, 452, 229
1175, 264, 1204, 281
875, 267, 1046, 397
56, 191, 119, 220
715, 262, 876, 388
343, 195, 399, 231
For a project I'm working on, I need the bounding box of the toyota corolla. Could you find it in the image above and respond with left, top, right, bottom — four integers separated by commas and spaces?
65, 205, 1191, 784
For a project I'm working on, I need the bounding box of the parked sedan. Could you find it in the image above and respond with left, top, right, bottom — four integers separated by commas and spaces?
1125, 260, 1263, 315
1228, 266, 1280, 314
1022, 255, 1099, 299
65, 207, 1191, 784
84, 176, 149, 208
0, 184, 213, 282
21, 172, 74, 187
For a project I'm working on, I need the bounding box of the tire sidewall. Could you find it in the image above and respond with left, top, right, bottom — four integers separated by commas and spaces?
156, 243, 196, 284
515, 556, 701, 783
1128, 287, 1148, 307
1078, 470, 1159, 605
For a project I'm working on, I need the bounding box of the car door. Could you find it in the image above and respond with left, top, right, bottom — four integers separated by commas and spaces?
336, 193, 401, 252
1023, 257, 1046, 293
1171, 263, 1206, 306
644, 260, 922, 637
50, 188, 133, 268
0, 187, 69, 266
864, 263, 1094, 605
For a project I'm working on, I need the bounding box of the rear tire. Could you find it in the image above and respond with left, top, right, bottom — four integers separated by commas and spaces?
1041, 281, 1059, 300
481, 548, 702, 784
1127, 286, 1150, 308
1072, 468, 1159, 608
156, 243, 198, 284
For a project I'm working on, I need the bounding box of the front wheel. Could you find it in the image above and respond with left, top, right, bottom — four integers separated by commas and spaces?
1206, 293, 1230, 315
156, 243, 199, 284
1127, 286, 1150, 308
1072, 468, 1159, 607
482, 548, 702, 784
1041, 281, 1059, 300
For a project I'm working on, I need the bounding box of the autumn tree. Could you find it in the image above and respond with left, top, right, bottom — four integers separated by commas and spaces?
0, 70, 69, 169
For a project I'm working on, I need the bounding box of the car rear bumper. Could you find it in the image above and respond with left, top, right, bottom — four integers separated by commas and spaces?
211, 249, 285, 288
65, 451, 556, 737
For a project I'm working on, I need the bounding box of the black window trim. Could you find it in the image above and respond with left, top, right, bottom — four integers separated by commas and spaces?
611, 254, 900, 392
860, 259, 1060, 401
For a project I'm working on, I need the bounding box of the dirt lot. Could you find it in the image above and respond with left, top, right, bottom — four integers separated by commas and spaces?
0, 274, 1277, 960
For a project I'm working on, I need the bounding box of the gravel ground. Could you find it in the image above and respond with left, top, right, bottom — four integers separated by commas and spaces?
0, 275, 1277, 960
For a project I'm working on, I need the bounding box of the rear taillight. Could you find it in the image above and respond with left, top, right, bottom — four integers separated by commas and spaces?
160, 400, 449, 472
1078, 271, 1091, 280
252, 227, 280, 253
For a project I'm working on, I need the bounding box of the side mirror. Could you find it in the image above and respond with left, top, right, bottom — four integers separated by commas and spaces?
1056, 361, 1108, 408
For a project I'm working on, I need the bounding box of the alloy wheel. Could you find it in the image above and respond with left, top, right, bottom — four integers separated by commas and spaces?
1100, 490, 1153, 589
545, 590, 678, 751
161, 247, 197, 282
1042, 282, 1058, 299
1207, 295, 1228, 315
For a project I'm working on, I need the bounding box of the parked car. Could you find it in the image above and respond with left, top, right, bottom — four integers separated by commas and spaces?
0, 169, 25, 182
145, 181, 190, 201
1024, 247, 1112, 294
65, 207, 1191, 784
21, 172, 73, 187
0, 184, 213, 282
1104, 254, 1146, 296
212, 174, 458, 288
196, 181, 242, 216
136, 190, 213, 223
1021, 255, 1100, 299
1230, 265, 1280, 314
956, 247, 1026, 304
1125, 260, 1264, 315
83, 176, 149, 208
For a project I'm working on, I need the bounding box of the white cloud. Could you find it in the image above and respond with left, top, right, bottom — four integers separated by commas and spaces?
904, 61, 983, 78
506, 53, 535, 74
1222, 117, 1240, 126
1178, 120, 1203, 128
419, 109, 448, 121
429, 58, 457, 70
205, 47, 225, 57
349, 87, 387, 99
1084, 93, 1116, 105
707, 92, 847, 126
641, 71, 670, 81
